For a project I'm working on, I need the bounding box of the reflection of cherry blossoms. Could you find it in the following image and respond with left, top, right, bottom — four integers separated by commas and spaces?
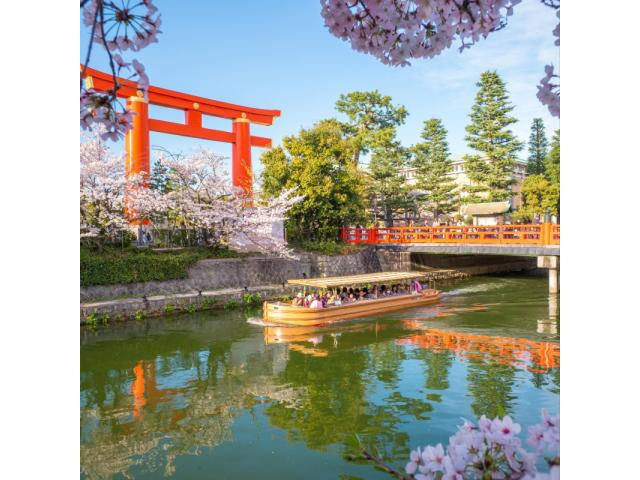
81, 132, 303, 257
402, 409, 559, 480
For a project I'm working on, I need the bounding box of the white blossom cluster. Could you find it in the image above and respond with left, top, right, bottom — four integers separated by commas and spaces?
81, 131, 303, 257
80, 0, 161, 141
404, 409, 559, 479
80, 130, 130, 237
321, 0, 522, 67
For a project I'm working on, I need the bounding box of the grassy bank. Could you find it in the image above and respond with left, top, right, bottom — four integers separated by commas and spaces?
289, 240, 365, 256
80, 246, 255, 286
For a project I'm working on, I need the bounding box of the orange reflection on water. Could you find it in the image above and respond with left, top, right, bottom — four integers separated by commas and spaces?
397, 323, 559, 373
130, 360, 187, 425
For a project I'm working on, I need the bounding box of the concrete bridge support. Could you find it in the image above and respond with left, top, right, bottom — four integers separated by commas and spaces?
537, 255, 560, 293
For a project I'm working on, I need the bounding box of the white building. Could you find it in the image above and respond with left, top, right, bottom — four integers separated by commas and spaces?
402, 156, 528, 215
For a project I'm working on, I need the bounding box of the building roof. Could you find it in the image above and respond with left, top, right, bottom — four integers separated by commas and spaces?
288, 271, 426, 289
460, 201, 511, 216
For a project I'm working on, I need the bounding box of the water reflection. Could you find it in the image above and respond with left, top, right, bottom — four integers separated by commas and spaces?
80, 277, 560, 480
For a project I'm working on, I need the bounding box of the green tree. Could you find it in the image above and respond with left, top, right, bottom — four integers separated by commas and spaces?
335, 90, 408, 165
519, 174, 560, 218
260, 119, 368, 242
367, 137, 412, 227
463, 71, 523, 203
544, 129, 560, 220
526, 118, 548, 176
412, 119, 459, 222
545, 129, 560, 184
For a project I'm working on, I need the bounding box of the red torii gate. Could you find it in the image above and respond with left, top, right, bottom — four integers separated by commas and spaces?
81, 66, 281, 197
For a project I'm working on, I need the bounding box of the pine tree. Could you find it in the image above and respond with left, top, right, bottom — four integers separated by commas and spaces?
463, 71, 523, 203
412, 118, 458, 222
544, 129, 560, 219
368, 138, 411, 227
335, 90, 408, 165
526, 118, 548, 175
545, 129, 560, 184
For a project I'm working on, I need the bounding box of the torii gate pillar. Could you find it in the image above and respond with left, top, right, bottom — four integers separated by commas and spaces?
81, 66, 280, 201
125, 95, 150, 182
232, 115, 252, 196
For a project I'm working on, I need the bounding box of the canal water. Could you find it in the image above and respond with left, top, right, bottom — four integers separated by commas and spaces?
80, 275, 559, 479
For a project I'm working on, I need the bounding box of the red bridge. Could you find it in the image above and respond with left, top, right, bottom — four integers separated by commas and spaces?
341, 223, 559, 246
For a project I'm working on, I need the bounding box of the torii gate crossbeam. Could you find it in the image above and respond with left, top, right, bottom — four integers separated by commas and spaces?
81, 66, 281, 197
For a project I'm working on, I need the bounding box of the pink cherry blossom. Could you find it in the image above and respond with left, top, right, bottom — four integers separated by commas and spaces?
403, 410, 559, 480
421, 444, 446, 473
321, 0, 559, 114
489, 415, 521, 444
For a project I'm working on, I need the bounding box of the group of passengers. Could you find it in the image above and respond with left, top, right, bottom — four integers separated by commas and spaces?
292, 280, 424, 309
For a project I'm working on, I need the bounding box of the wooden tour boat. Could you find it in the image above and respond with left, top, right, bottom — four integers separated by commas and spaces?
262, 271, 441, 327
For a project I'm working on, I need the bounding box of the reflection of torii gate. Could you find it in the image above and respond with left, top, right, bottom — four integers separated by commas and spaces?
81, 66, 281, 197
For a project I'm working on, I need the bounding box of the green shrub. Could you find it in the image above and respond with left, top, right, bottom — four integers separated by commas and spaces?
100, 314, 110, 325
85, 313, 98, 327
80, 246, 252, 286
187, 304, 197, 314
272, 294, 293, 302
224, 299, 241, 310
290, 240, 363, 256
134, 310, 145, 322
242, 292, 263, 306
164, 303, 175, 314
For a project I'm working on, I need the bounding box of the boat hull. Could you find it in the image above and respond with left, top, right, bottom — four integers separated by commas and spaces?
263, 290, 441, 327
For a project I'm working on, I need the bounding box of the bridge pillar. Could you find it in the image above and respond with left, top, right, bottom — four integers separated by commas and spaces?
537, 255, 560, 294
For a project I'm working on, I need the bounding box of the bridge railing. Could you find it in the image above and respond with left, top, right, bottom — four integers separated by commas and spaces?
341, 224, 560, 245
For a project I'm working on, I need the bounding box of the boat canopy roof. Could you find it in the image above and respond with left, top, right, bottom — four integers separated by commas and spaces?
287, 271, 426, 289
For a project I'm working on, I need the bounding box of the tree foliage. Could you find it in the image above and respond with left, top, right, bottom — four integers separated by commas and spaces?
519, 175, 559, 218
335, 90, 408, 164
260, 119, 368, 241
545, 129, 560, 184
367, 137, 412, 227
412, 118, 459, 221
463, 71, 523, 203
526, 118, 548, 176
517, 129, 560, 220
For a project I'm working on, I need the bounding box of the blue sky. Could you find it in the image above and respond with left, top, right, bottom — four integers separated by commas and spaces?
81, 0, 559, 177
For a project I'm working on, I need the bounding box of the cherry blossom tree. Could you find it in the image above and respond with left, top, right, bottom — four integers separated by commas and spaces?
320, 0, 560, 116
81, 131, 303, 256
80, 130, 129, 244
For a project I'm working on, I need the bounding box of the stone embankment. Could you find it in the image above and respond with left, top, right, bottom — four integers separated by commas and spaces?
80, 247, 535, 324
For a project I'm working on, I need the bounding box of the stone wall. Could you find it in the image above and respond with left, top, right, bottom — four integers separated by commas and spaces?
81, 284, 299, 323
80, 247, 538, 323
81, 248, 384, 302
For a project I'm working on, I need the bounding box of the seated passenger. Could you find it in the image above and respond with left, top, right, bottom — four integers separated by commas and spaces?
333, 293, 342, 306
293, 292, 304, 307
310, 295, 323, 309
